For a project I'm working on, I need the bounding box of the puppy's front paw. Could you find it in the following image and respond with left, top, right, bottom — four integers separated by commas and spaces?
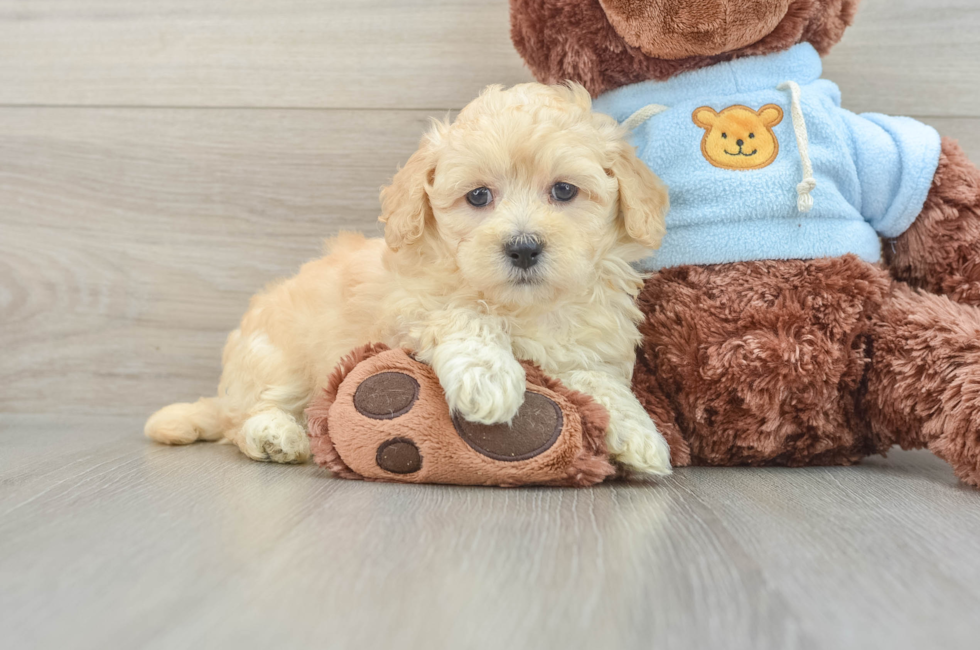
608, 414, 672, 477
440, 354, 526, 425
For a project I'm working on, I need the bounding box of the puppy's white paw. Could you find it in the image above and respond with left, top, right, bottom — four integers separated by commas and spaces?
608, 414, 672, 477
240, 410, 310, 464
440, 354, 526, 425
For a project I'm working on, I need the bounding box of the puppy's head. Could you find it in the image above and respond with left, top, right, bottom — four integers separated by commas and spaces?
380, 83, 668, 307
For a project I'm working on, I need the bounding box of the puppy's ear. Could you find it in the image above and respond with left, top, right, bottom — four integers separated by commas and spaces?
379, 135, 438, 251
609, 143, 669, 250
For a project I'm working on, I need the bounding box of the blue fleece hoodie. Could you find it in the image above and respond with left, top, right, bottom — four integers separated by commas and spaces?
592, 43, 942, 271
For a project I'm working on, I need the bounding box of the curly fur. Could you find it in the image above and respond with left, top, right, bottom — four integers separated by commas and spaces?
865, 284, 980, 487
634, 255, 980, 486
145, 83, 672, 475
636, 255, 889, 467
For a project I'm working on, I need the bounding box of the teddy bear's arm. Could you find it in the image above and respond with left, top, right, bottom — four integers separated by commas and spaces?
885, 138, 980, 305
837, 110, 942, 240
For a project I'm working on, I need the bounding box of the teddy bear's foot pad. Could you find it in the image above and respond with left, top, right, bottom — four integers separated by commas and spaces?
452, 392, 562, 461
306, 344, 615, 487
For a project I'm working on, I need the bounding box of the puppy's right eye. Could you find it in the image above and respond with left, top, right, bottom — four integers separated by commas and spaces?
466, 187, 493, 208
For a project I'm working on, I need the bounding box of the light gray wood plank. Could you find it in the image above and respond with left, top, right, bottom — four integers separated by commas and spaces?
3, 111, 980, 417
0, 0, 533, 110
0, 414, 336, 650
824, 0, 980, 116
0, 107, 444, 415
0, 1, 978, 116
2, 415, 979, 650
687, 457, 980, 650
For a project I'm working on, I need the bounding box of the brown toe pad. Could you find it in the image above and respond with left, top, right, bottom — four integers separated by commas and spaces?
306, 344, 615, 487
453, 392, 563, 461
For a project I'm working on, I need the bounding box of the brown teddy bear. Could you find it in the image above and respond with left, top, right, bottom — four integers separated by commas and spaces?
509, 0, 980, 486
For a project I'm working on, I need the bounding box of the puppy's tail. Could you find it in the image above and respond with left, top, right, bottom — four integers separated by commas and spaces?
145, 397, 228, 445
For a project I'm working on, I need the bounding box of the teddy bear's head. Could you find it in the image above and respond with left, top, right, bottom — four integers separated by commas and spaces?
692, 104, 784, 170
510, 0, 859, 96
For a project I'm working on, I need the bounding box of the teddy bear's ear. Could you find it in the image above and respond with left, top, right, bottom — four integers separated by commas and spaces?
758, 104, 784, 128
692, 107, 719, 129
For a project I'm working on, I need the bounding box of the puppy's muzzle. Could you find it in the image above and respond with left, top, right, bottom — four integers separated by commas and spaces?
504, 235, 544, 270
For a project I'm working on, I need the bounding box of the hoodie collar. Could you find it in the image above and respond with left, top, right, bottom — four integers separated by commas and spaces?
593, 43, 823, 122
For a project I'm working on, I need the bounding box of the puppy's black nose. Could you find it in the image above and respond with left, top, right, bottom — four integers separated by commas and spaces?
504, 237, 543, 270
736, 139, 744, 147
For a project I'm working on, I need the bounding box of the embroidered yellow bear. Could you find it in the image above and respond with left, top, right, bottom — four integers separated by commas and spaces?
692, 104, 784, 170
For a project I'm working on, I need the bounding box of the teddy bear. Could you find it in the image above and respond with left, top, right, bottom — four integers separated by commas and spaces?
506, 0, 980, 486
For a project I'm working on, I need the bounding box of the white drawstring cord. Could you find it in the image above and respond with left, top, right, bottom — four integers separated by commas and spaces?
622, 104, 670, 131
777, 81, 816, 212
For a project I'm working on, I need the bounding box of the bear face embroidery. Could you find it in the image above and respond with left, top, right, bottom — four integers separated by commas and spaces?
692, 104, 784, 171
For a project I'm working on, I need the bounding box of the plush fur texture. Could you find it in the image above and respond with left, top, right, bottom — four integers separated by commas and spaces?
510, 0, 858, 96
635, 255, 888, 468
599, 0, 794, 60
145, 83, 673, 476
635, 256, 980, 486
307, 344, 616, 487
886, 138, 980, 306
865, 284, 980, 487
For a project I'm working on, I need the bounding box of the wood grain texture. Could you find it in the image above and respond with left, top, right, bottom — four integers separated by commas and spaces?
2, 415, 979, 650
823, 0, 980, 116
0, 0, 532, 110
0, 107, 442, 415
0, 0, 977, 115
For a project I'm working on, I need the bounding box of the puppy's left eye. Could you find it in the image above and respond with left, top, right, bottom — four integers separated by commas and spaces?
466, 187, 493, 207
551, 182, 578, 203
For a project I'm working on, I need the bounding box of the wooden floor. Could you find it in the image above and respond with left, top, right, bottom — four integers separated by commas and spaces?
3, 1, 980, 648
4, 417, 980, 649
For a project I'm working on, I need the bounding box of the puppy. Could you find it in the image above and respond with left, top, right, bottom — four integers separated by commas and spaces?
145, 83, 672, 475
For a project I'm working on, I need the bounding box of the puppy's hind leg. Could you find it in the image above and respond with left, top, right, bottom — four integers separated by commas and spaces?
145, 397, 228, 445
213, 328, 314, 463
236, 405, 310, 464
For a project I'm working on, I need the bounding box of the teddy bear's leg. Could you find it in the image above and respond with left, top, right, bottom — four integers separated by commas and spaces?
864, 281, 980, 486
886, 138, 980, 305
635, 257, 890, 468
306, 346, 617, 487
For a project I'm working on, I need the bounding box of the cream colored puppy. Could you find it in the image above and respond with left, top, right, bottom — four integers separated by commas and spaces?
145, 83, 672, 475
